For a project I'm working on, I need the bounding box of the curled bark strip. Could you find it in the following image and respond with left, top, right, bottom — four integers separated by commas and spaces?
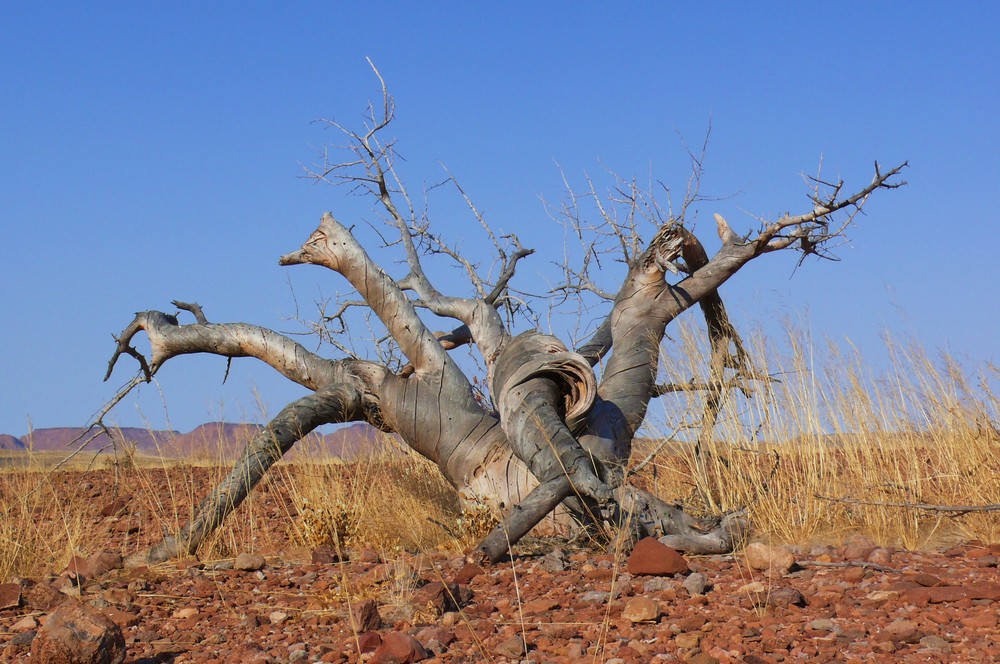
143, 383, 363, 563
489, 332, 609, 506
491, 332, 596, 431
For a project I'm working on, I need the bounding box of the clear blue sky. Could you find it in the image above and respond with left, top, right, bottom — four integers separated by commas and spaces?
2, 3, 997, 436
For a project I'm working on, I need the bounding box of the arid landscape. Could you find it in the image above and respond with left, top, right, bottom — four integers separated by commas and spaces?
2, 337, 998, 664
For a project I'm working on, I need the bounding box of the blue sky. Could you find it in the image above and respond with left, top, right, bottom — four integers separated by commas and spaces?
1, 3, 997, 436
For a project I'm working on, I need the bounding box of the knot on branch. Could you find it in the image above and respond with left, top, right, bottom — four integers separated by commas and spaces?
642, 222, 686, 275
490, 332, 597, 431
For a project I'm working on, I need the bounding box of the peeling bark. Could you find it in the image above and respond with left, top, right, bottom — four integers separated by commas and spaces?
99, 116, 904, 566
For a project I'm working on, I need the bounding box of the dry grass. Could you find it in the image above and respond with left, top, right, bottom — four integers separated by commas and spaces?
640, 321, 999, 549
2, 324, 996, 584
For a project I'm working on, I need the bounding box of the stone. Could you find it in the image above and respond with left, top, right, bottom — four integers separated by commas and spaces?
30, 600, 126, 664
904, 583, 1000, 606
371, 631, 430, 663
87, 552, 123, 577
682, 572, 708, 595
539, 549, 568, 572
880, 618, 922, 644
234, 552, 266, 571
919, 635, 951, 650
675, 632, 701, 649
843, 536, 876, 561
959, 611, 997, 629
357, 631, 382, 653
910, 573, 943, 587
867, 547, 893, 565
0, 582, 21, 610
99, 607, 140, 629
172, 607, 199, 619
737, 581, 766, 594
807, 619, 838, 632
453, 563, 483, 584
411, 581, 462, 617
744, 542, 795, 573
622, 597, 660, 622
687, 654, 720, 664
25, 581, 65, 611
350, 599, 382, 632
12, 615, 38, 631
99, 498, 129, 518
269, 611, 289, 625
627, 537, 688, 575
10, 630, 36, 649
523, 598, 560, 614
311, 546, 342, 565
748, 586, 806, 609
493, 634, 526, 659
580, 590, 613, 603
642, 577, 673, 593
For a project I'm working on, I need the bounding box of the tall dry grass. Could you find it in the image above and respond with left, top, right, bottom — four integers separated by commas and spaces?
640, 320, 999, 549
2, 323, 996, 583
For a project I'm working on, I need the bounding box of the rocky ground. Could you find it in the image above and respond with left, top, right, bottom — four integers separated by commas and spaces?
1, 470, 999, 662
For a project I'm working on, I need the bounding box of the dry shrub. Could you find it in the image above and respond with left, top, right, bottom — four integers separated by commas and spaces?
640, 320, 999, 549
285, 435, 467, 555
0, 461, 88, 581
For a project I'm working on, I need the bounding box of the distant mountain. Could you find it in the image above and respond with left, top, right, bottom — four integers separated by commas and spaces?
19, 427, 178, 454
7, 422, 397, 460
0, 434, 26, 451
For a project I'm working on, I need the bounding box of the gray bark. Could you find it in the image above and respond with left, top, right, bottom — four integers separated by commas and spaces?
102, 161, 905, 565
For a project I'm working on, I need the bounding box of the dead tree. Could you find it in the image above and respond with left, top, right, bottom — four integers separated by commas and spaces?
101, 76, 906, 564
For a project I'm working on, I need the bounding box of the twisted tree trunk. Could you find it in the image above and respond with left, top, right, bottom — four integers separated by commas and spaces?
99, 96, 905, 565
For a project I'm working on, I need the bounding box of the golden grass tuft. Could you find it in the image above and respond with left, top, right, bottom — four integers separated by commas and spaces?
639, 321, 999, 549
1, 323, 996, 583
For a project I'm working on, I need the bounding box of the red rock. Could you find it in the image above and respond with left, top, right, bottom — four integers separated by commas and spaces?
453, 562, 483, 584
88, 552, 123, 577
842, 566, 865, 582
357, 548, 381, 564
23, 581, 64, 612
622, 597, 660, 622
30, 600, 126, 663
626, 538, 688, 576
356, 631, 382, 653
64, 555, 95, 580
878, 619, 922, 644
910, 573, 943, 587
99, 497, 129, 518
371, 631, 429, 663
311, 546, 342, 565
867, 547, 893, 565
904, 583, 1000, 606
0, 582, 21, 610
493, 634, 527, 659
843, 538, 876, 561
959, 611, 997, 629
99, 606, 140, 629
687, 653, 720, 664
234, 552, 266, 571
411, 581, 462, 616
744, 543, 795, 573
350, 599, 382, 632
677, 614, 707, 631
523, 598, 560, 613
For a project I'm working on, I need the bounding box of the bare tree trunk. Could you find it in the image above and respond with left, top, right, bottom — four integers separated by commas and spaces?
98, 90, 905, 566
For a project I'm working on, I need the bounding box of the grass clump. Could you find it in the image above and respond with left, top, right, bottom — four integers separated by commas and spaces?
640, 322, 999, 549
